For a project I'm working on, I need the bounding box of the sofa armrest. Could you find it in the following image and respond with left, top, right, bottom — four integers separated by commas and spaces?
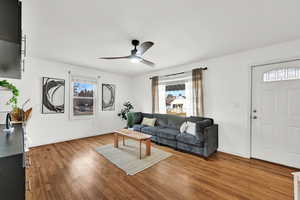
203, 124, 218, 158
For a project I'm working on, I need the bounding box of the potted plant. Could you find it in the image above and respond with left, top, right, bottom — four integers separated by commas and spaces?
127, 112, 135, 128
0, 80, 32, 122
0, 80, 19, 108
117, 101, 135, 128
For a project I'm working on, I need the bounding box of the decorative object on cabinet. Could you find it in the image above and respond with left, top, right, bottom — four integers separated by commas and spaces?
102, 83, 116, 111
42, 77, 65, 114
3, 113, 14, 135
10, 99, 32, 123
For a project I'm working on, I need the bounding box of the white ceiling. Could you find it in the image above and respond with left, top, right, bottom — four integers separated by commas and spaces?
23, 0, 300, 76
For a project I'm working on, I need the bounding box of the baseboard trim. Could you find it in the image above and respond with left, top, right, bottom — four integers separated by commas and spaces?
217, 148, 250, 159
29, 132, 114, 148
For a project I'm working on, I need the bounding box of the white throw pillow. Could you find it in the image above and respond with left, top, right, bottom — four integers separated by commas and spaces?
180, 122, 188, 133
186, 121, 196, 136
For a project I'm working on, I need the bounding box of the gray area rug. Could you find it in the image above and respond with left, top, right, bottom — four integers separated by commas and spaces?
95, 140, 172, 175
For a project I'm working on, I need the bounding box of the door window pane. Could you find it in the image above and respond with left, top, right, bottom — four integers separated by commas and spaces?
263, 67, 300, 82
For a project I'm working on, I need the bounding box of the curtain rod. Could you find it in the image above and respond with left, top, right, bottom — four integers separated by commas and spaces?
252, 58, 300, 68
149, 67, 207, 80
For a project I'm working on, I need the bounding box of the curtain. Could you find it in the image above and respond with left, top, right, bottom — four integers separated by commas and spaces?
192, 68, 204, 116
151, 76, 159, 113
185, 80, 194, 117
158, 84, 166, 114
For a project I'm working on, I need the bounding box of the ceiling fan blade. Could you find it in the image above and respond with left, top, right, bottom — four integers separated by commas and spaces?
137, 41, 154, 55
98, 56, 130, 60
140, 58, 155, 67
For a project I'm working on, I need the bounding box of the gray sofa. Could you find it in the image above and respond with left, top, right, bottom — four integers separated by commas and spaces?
131, 112, 218, 158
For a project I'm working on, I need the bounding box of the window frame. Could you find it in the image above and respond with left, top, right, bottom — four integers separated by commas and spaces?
158, 74, 191, 117
69, 75, 98, 120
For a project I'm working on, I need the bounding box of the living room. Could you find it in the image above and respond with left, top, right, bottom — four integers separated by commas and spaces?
1, 0, 300, 200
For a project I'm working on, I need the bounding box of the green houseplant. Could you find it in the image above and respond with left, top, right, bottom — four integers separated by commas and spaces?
117, 101, 135, 128
0, 80, 19, 108
0, 80, 30, 122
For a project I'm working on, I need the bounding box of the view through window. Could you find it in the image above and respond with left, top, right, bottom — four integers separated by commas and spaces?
165, 84, 186, 116
70, 75, 97, 119
73, 82, 95, 116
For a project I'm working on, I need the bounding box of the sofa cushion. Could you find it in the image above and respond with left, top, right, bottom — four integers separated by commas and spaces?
157, 137, 177, 148
166, 115, 186, 130
132, 124, 145, 132
141, 117, 156, 127
153, 114, 169, 127
142, 113, 153, 119
187, 116, 214, 126
157, 128, 180, 140
133, 112, 143, 124
141, 126, 159, 136
187, 117, 213, 134
156, 118, 168, 127
176, 133, 204, 146
177, 142, 204, 155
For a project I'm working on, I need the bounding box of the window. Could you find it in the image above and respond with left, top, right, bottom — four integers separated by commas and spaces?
165, 84, 186, 116
263, 67, 300, 82
158, 73, 194, 116
70, 76, 97, 119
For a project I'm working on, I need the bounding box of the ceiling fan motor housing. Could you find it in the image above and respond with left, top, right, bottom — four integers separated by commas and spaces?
132, 39, 140, 47
131, 40, 139, 55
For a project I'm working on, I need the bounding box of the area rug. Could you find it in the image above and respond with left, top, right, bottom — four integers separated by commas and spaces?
95, 140, 172, 175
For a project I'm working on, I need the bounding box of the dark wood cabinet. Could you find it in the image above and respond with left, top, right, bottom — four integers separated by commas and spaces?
0, 0, 21, 43
0, 125, 25, 200
0, 0, 22, 79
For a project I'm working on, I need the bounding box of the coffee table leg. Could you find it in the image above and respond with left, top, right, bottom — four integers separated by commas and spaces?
139, 141, 142, 159
123, 136, 125, 146
114, 133, 118, 148
146, 139, 151, 156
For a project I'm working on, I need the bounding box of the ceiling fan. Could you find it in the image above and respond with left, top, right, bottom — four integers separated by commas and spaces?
98, 40, 155, 67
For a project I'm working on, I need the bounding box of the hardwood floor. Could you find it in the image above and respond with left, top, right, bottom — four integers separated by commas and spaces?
26, 134, 296, 200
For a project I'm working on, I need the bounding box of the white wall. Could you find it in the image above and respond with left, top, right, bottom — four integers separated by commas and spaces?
132, 39, 300, 158
2, 39, 300, 156
0, 57, 133, 147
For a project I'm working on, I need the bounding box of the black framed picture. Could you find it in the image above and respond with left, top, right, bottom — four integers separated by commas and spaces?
42, 77, 65, 114
102, 84, 115, 111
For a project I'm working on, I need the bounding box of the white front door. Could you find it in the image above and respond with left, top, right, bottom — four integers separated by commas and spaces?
251, 61, 300, 168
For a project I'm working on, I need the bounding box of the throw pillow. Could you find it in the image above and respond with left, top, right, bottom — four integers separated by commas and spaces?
180, 122, 188, 133
141, 117, 156, 127
186, 121, 196, 136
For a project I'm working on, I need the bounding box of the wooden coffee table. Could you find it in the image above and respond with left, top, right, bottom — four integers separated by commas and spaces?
114, 129, 152, 159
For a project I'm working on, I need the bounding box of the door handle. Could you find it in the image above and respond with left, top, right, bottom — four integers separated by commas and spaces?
252, 116, 258, 119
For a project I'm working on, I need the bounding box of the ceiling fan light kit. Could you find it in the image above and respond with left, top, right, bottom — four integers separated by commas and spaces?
130, 57, 141, 63
99, 40, 155, 67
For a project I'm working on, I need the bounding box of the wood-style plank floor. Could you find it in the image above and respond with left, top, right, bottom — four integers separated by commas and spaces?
26, 134, 296, 200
